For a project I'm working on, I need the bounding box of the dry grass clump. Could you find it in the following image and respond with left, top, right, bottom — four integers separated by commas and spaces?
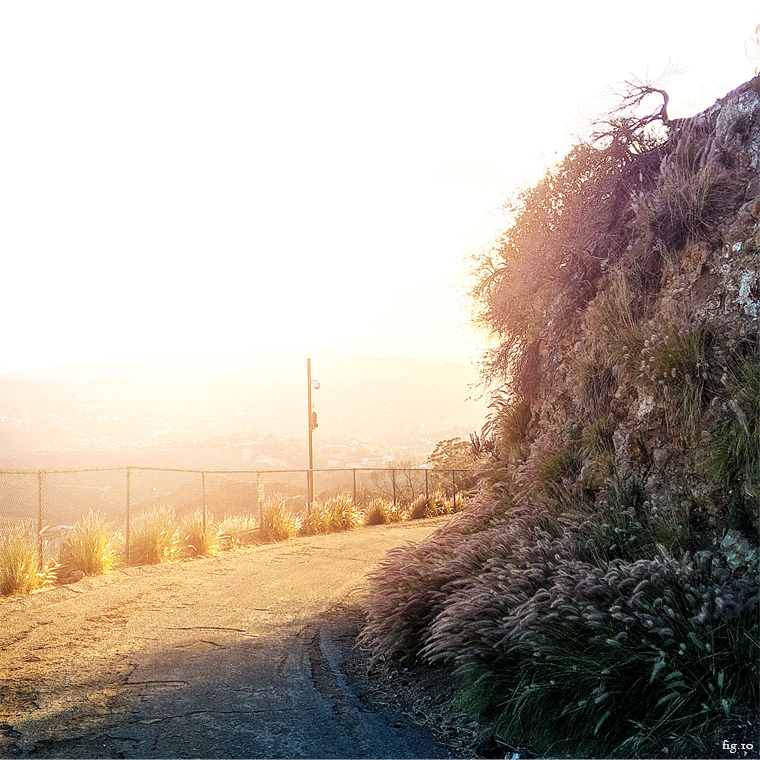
217, 514, 259, 549
579, 276, 646, 387
327, 493, 364, 531
581, 412, 616, 458
535, 443, 583, 488
180, 512, 222, 558
302, 494, 364, 535
0, 522, 58, 596
641, 155, 742, 255
262, 495, 301, 541
409, 490, 454, 520
129, 506, 181, 565
301, 499, 334, 535
572, 351, 616, 414
61, 510, 123, 575
363, 498, 406, 526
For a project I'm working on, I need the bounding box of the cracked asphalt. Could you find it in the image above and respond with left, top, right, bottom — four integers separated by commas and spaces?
0, 518, 460, 759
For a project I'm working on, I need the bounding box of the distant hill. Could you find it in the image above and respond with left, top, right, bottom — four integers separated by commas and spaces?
0, 352, 487, 470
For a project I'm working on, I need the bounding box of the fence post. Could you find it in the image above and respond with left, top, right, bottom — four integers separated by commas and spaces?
125, 467, 131, 566
201, 471, 206, 533
452, 469, 456, 510
425, 469, 429, 502
392, 469, 396, 509
37, 470, 43, 566
256, 472, 264, 540
352, 468, 357, 505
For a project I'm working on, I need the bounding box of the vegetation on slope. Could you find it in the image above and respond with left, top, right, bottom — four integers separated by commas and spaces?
361, 76, 760, 758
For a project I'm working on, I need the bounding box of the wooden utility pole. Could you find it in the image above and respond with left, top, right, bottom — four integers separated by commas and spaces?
307, 358, 315, 510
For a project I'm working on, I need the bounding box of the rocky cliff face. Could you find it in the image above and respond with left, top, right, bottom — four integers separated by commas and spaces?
500, 76, 760, 548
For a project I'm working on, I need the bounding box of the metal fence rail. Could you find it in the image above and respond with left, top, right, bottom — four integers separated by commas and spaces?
0, 466, 476, 565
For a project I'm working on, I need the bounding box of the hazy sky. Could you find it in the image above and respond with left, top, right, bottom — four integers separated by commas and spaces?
1, 2, 757, 372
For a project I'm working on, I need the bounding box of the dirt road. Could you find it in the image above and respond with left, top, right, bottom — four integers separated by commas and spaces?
0, 518, 461, 759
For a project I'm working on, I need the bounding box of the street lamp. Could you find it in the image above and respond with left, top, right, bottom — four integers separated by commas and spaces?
307, 358, 320, 510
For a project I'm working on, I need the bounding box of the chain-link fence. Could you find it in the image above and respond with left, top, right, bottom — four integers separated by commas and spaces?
0, 466, 476, 566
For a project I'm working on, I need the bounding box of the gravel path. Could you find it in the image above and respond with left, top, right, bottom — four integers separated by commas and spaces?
0, 518, 462, 759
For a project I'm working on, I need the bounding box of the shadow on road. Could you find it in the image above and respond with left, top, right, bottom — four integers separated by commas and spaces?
12, 603, 459, 759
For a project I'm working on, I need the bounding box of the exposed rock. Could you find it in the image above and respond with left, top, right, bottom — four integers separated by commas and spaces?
499, 76, 760, 538
720, 529, 759, 571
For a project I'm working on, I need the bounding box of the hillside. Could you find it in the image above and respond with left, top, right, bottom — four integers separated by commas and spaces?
0, 352, 486, 470
360, 77, 760, 759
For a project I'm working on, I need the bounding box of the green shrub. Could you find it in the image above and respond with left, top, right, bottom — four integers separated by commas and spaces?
262, 495, 301, 541
535, 444, 582, 487
129, 506, 180, 565
581, 412, 616, 458
61, 510, 123, 575
0, 522, 57, 596
425, 545, 758, 758
180, 512, 222, 557
469, 142, 634, 390
639, 320, 712, 434
710, 358, 760, 531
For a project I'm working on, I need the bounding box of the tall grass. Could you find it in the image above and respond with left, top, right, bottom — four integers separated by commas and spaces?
129, 506, 181, 565
262, 495, 301, 541
217, 514, 260, 549
710, 358, 760, 531
409, 490, 454, 520
61, 510, 123, 575
180, 512, 222, 557
0, 522, 57, 596
426, 546, 758, 758
639, 320, 713, 434
359, 498, 518, 664
363, 497, 406, 526
361, 492, 757, 756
